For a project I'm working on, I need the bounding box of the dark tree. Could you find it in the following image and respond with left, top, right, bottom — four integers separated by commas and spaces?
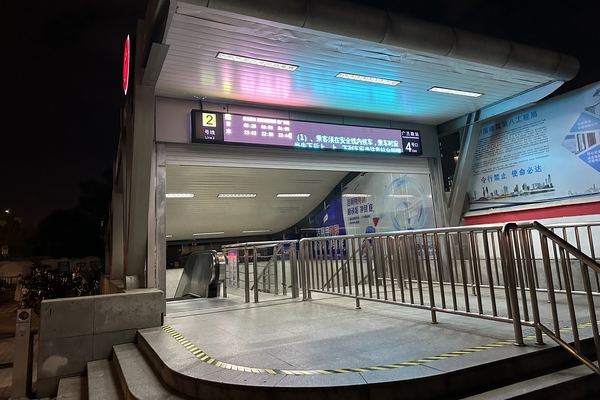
0, 212, 34, 258
30, 168, 112, 258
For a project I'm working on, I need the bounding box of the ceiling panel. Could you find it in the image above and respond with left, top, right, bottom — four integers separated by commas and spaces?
165, 166, 348, 241
155, 4, 553, 125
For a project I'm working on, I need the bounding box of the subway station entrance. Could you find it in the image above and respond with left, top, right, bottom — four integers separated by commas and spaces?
94, 0, 600, 397
158, 114, 443, 302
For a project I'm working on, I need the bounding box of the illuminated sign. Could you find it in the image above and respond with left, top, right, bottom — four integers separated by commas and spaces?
123, 35, 130, 95
191, 111, 421, 155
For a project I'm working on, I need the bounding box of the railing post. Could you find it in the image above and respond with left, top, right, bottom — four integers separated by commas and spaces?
350, 237, 361, 309
519, 227, 544, 345
253, 247, 259, 303
422, 233, 437, 324
501, 223, 525, 346
299, 240, 307, 300
290, 243, 298, 298
244, 246, 250, 303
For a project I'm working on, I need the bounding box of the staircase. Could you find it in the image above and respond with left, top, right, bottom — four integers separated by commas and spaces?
56, 327, 600, 400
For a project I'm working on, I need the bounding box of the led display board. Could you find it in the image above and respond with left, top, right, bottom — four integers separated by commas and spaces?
191, 110, 422, 155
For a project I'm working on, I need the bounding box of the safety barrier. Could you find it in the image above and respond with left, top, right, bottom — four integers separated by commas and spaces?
0, 275, 20, 290
503, 221, 600, 374
222, 240, 299, 303
221, 221, 600, 375
297, 221, 600, 375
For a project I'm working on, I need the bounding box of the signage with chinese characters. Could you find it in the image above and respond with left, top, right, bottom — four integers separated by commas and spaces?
467, 82, 600, 211
191, 110, 422, 155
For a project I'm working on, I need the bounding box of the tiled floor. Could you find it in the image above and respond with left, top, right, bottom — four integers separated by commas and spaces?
162, 291, 548, 383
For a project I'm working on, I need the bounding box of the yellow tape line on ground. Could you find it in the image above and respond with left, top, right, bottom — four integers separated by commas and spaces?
160, 324, 541, 375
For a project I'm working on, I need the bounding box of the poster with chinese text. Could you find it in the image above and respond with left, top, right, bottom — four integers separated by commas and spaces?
468, 82, 600, 210
342, 172, 436, 235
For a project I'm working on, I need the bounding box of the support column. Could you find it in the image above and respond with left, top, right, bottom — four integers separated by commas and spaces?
124, 21, 156, 288
109, 191, 125, 280
447, 111, 481, 226
147, 143, 157, 289
428, 157, 449, 227
155, 144, 167, 311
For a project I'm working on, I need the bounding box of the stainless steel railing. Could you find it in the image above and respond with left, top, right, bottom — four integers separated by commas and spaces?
502, 221, 600, 374
299, 221, 600, 374
222, 240, 299, 303
222, 221, 600, 374
298, 224, 515, 324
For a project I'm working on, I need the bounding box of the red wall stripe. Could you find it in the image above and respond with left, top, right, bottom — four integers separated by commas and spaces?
464, 201, 600, 225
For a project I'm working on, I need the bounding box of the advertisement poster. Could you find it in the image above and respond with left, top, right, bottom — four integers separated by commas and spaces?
300, 193, 346, 238
468, 83, 600, 210
342, 172, 436, 235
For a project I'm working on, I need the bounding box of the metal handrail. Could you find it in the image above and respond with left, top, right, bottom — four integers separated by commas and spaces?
529, 221, 600, 271
297, 220, 600, 375
221, 220, 600, 375
503, 221, 600, 375
222, 240, 299, 302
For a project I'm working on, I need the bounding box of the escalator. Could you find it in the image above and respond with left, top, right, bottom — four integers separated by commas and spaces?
168, 250, 224, 301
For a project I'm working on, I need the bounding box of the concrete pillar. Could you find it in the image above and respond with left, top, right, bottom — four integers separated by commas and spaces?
109, 191, 125, 280
447, 111, 481, 226
147, 144, 157, 289
124, 20, 156, 288
155, 144, 167, 303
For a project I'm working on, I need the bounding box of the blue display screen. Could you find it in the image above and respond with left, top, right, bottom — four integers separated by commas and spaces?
191, 110, 422, 155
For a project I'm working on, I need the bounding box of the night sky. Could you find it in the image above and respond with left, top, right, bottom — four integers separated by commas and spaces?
2, 0, 599, 226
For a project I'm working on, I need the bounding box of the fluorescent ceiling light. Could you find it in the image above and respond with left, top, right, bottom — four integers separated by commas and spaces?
216, 52, 298, 71
428, 86, 483, 97
242, 230, 271, 233
166, 234, 173, 238
192, 231, 225, 236
276, 193, 311, 197
342, 194, 372, 197
218, 193, 257, 198
335, 72, 401, 86
166, 193, 194, 198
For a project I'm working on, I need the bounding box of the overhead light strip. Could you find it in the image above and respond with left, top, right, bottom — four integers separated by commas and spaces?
216, 52, 298, 71
218, 193, 256, 198
277, 193, 311, 197
166, 193, 194, 198
192, 231, 225, 236
335, 72, 401, 86
428, 86, 483, 97
242, 230, 271, 233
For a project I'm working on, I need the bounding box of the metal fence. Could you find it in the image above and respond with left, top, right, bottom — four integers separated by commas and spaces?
221, 221, 600, 375
297, 221, 600, 375
0, 275, 20, 290
504, 221, 600, 374
222, 240, 299, 303
299, 224, 512, 322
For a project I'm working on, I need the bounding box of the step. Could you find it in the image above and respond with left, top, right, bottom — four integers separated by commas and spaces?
112, 343, 187, 400
135, 325, 600, 400
87, 359, 124, 400
56, 375, 87, 400
462, 365, 600, 400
